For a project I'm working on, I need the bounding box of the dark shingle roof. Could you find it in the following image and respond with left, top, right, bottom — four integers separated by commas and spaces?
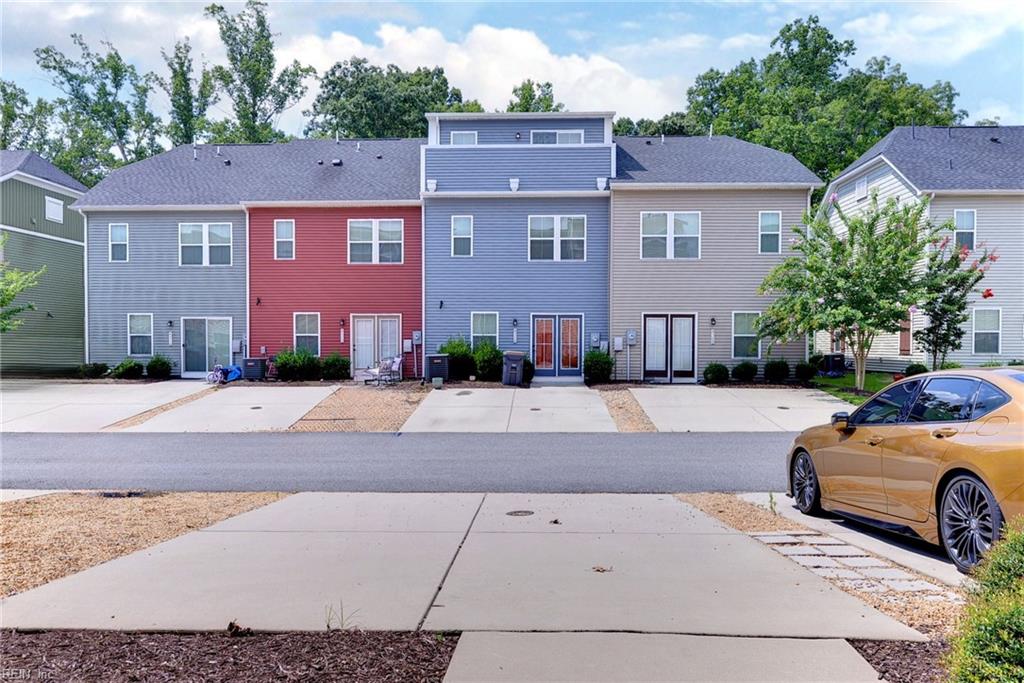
837, 126, 1024, 191
0, 150, 88, 193
613, 136, 821, 186
75, 139, 424, 208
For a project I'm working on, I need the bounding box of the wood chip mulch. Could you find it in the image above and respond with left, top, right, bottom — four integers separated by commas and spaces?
849, 638, 950, 683
594, 385, 657, 432
103, 385, 220, 430
0, 629, 459, 682
290, 384, 430, 432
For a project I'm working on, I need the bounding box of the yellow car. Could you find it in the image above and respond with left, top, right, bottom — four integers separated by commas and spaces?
787, 368, 1024, 572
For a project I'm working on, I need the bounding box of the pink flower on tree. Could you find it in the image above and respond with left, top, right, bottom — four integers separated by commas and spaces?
909, 305, 919, 314
982, 288, 994, 299
938, 235, 951, 250
959, 244, 970, 260
829, 192, 838, 204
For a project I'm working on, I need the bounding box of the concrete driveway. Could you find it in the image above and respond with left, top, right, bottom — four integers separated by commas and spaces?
401, 386, 617, 432
0, 379, 209, 432
631, 386, 853, 432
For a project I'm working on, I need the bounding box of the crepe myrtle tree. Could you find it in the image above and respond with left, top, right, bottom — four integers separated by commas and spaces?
0, 234, 45, 333
757, 195, 939, 391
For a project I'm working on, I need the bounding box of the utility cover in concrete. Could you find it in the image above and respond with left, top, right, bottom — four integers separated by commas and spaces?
443, 632, 881, 682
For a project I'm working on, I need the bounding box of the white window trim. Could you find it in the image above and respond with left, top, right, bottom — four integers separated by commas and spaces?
45, 196, 64, 223
529, 129, 585, 145
451, 215, 473, 257
449, 130, 478, 145
732, 311, 762, 360
527, 214, 587, 262
347, 218, 405, 265
758, 210, 782, 254
108, 223, 129, 262
470, 311, 499, 348
274, 219, 295, 260
177, 222, 233, 267
293, 312, 321, 357
855, 177, 868, 200
954, 209, 976, 248
126, 313, 153, 357
971, 307, 1001, 355
639, 211, 701, 260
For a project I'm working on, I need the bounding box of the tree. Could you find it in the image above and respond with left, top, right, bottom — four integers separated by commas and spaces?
613, 112, 700, 137
758, 196, 938, 390
506, 79, 564, 112
160, 38, 217, 146
0, 234, 45, 333
915, 236, 995, 369
204, 0, 315, 143
974, 117, 1000, 126
0, 80, 53, 150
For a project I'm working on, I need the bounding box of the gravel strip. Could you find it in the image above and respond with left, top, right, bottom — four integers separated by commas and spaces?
0, 629, 458, 682
0, 492, 287, 597
102, 385, 221, 431
595, 385, 657, 432
290, 384, 429, 432
677, 492, 806, 533
849, 638, 949, 683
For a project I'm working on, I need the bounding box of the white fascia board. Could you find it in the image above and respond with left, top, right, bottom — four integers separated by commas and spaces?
610, 182, 823, 190
1, 171, 85, 197
75, 204, 242, 212
0, 224, 84, 246
241, 200, 421, 207
421, 190, 610, 199
920, 189, 1024, 195
426, 111, 615, 121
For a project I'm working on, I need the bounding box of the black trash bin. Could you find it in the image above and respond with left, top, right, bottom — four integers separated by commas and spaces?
824, 353, 846, 374
426, 353, 449, 381
503, 350, 526, 386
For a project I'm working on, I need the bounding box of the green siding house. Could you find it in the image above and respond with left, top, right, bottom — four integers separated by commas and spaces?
1, 150, 88, 373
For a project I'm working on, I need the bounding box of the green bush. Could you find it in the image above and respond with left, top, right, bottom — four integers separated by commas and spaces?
1009, 359, 1024, 367
904, 363, 929, 376
731, 361, 758, 382
145, 355, 173, 380
522, 357, 535, 386
321, 352, 351, 380
947, 518, 1024, 682
794, 362, 817, 383
980, 360, 1004, 368
764, 359, 790, 383
438, 337, 475, 381
940, 360, 963, 369
78, 362, 109, 379
808, 353, 825, 370
275, 347, 322, 381
703, 363, 729, 385
583, 350, 614, 385
473, 342, 504, 382
110, 358, 144, 380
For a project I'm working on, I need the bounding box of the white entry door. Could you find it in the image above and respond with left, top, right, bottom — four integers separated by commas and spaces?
352, 317, 376, 369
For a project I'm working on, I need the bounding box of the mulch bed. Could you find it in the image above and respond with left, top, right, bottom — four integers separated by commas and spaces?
849, 638, 950, 683
1, 629, 459, 682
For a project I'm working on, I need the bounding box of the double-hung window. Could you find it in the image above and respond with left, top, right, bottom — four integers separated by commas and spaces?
127, 313, 153, 356
855, 177, 868, 200
179, 222, 232, 266
732, 312, 761, 359
641, 211, 700, 259
954, 210, 975, 250
109, 223, 129, 262
450, 131, 477, 145
973, 308, 1000, 354
294, 313, 320, 356
471, 312, 498, 348
45, 196, 64, 223
759, 211, 782, 254
530, 130, 584, 144
528, 215, 586, 261
348, 219, 403, 264
451, 216, 473, 257
275, 219, 295, 259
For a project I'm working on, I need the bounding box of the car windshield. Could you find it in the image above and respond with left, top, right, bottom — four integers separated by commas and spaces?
852, 380, 921, 425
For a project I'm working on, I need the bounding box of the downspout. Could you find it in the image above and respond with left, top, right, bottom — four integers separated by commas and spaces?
245, 207, 250, 359
82, 211, 89, 363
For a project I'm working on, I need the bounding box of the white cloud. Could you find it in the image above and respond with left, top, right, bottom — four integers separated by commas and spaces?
566, 29, 594, 43
970, 99, 1019, 124
719, 32, 771, 51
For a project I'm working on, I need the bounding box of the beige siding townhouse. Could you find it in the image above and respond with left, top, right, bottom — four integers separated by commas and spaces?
609, 136, 822, 382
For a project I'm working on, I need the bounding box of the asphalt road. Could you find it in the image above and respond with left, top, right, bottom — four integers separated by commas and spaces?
1, 432, 796, 493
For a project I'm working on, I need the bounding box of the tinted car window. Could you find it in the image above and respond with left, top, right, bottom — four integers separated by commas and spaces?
971, 382, 1010, 419
908, 378, 979, 423
853, 380, 921, 425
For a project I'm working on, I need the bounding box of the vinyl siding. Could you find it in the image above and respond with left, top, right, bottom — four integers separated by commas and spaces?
1, 178, 84, 242
0, 228, 84, 371
610, 188, 808, 381
424, 146, 613, 193
85, 210, 247, 373
439, 118, 606, 145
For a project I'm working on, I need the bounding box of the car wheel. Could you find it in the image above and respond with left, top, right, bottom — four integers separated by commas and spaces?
791, 451, 821, 515
940, 474, 1003, 573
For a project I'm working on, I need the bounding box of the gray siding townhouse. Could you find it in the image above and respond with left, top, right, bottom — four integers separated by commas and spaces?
1, 150, 87, 373
817, 126, 1024, 369
609, 137, 822, 381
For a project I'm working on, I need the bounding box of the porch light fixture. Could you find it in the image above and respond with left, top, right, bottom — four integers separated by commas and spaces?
596, 177, 607, 190
167, 320, 173, 328
426, 179, 437, 192
515, 132, 521, 140
509, 177, 520, 192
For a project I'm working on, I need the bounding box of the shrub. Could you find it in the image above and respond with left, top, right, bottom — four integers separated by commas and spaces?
321, 352, 351, 381
78, 362, 109, 379
583, 350, 615, 385
980, 360, 1004, 368
275, 347, 322, 381
794, 362, 816, 383
438, 336, 475, 381
940, 360, 963, 369
731, 361, 758, 382
1009, 359, 1024, 367
145, 355, 173, 379
904, 363, 929, 376
808, 353, 825, 370
703, 363, 729, 385
764, 359, 790, 383
946, 518, 1024, 682
473, 342, 504, 382
110, 358, 144, 380
522, 357, 535, 386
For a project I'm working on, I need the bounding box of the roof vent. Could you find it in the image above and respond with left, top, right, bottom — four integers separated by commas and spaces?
331, 158, 342, 167
356, 142, 361, 152
223, 158, 231, 166
317, 159, 323, 165
645, 140, 652, 145
990, 136, 1000, 143
216, 145, 222, 156
376, 154, 382, 159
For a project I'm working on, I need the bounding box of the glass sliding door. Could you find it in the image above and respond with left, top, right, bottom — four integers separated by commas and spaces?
181, 317, 232, 378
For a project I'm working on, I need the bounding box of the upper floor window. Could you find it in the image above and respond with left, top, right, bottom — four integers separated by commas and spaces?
45, 196, 64, 223
109, 223, 129, 262
759, 211, 781, 254
732, 312, 761, 359
471, 312, 498, 348
954, 209, 975, 250
450, 131, 477, 145
127, 313, 153, 356
294, 312, 320, 356
530, 130, 584, 145
179, 222, 232, 266
274, 219, 295, 260
855, 177, 868, 200
348, 218, 403, 264
641, 211, 700, 259
973, 308, 1000, 354
528, 215, 586, 261
451, 215, 473, 257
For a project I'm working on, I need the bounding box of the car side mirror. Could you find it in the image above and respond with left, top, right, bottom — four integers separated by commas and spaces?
831, 411, 850, 431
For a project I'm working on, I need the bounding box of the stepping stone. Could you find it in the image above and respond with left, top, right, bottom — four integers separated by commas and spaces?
816, 545, 868, 557
882, 579, 944, 593
754, 535, 805, 545
798, 535, 847, 545
791, 555, 841, 568
859, 567, 915, 581
837, 556, 888, 568
811, 567, 863, 580
837, 579, 889, 594
775, 545, 824, 556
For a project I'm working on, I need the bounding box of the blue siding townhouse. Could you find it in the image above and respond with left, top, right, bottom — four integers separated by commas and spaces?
422, 112, 615, 378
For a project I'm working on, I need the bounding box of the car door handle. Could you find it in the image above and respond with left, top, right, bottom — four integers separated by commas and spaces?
932, 427, 959, 439
866, 436, 884, 446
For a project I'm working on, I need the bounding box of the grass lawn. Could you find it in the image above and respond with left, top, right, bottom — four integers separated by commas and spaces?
813, 371, 895, 406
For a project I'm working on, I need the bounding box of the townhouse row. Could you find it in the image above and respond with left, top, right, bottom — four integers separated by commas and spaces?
64, 113, 1021, 381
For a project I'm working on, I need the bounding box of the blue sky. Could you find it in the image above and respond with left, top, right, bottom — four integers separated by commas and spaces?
3, 1, 1022, 134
